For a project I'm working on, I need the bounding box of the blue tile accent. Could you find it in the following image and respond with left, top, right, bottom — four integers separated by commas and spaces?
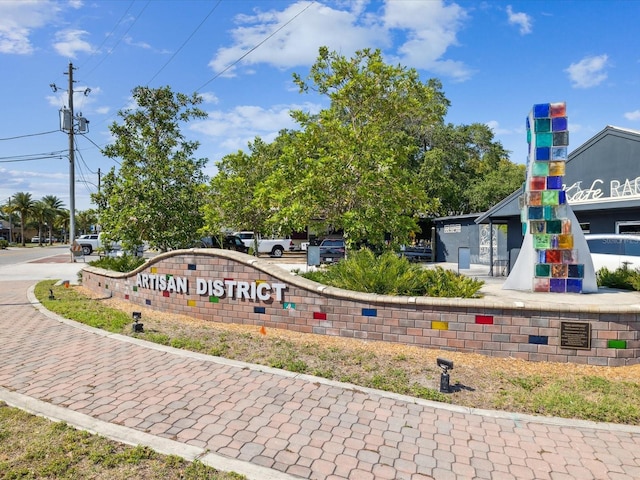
145, 299, 151, 306
254, 306, 266, 314
362, 308, 377, 317
188, 264, 196, 270
529, 335, 548, 345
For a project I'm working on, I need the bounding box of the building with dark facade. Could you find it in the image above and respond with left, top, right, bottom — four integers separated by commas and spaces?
433, 125, 640, 272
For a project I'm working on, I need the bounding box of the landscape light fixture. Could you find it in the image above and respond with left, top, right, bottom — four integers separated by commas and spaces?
48, 289, 55, 300
437, 357, 454, 393
132, 312, 144, 333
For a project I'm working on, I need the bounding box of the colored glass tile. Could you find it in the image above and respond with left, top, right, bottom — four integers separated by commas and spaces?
563, 249, 578, 264
133, 286, 138, 292
432, 321, 448, 330
547, 176, 563, 190
163, 291, 170, 297
543, 206, 556, 220
475, 315, 494, 324
535, 118, 551, 132
254, 306, 266, 314
528, 206, 543, 219
546, 220, 562, 234
528, 191, 542, 206
550, 278, 566, 293
313, 312, 327, 320
558, 234, 574, 249
561, 219, 571, 234
550, 102, 566, 117
150, 267, 157, 273
529, 335, 549, 345
522, 222, 527, 235
188, 264, 196, 271
209, 296, 219, 303
534, 278, 550, 292
530, 177, 547, 190
552, 264, 568, 278
553, 131, 569, 146
531, 220, 545, 234
558, 190, 567, 204
532, 162, 549, 177
527, 129, 531, 144
536, 133, 553, 147
546, 249, 562, 263
542, 190, 559, 205
534, 234, 551, 249
555, 204, 568, 218
551, 234, 559, 249
551, 146, 568, 160
536, 147, 550, 160
187, 299, 196, 307
362, 308, 377, 317
566, 278, 583, 293
283, 302, 296, 310
537, 250, 547, 263
568, 264, 584, 278
526, 116, 531, 130
549, 161, 565, 176
608, 339, 627, 349
533, 103, 550, 118
552, 117, 568, 131
145, 299, 151, 305
535, 263, 550, 277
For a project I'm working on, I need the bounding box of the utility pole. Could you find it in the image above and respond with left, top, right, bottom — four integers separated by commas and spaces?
67, 62, 76, 254
51, 63, 90, 260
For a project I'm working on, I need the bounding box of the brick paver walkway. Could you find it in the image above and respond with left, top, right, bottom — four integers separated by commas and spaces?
2, 280, 640, 479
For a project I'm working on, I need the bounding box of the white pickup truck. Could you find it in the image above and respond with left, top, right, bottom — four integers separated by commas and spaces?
234, 231, 293, 257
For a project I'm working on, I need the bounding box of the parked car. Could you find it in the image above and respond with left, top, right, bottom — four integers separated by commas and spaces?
31, 236, 58, 243
585, 234, 640, 271
319, 238, 346, 264
233, 231, 293, 257
200, 235, 250, 254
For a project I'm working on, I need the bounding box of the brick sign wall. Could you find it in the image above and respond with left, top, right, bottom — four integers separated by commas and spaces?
81, 249, 640, 367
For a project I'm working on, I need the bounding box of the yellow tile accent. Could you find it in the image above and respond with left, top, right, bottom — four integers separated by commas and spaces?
256, 279, 266, 285
187, 300, 196, 307
150, 267, 157, 273
431, 321, 449, 330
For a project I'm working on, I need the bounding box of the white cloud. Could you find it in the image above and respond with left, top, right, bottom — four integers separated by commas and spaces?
506, 5, 532, 35
199, 92, 219, 105
486, 120, 512, 135
383, 0, 471, 80
53, 29, 94, 58
565, 54, 609, 88
209, 0, 471, 81
624, 110, 640, 121
191, 102, 321, 152
209, 1, 384, 77
0, 0, 61, 54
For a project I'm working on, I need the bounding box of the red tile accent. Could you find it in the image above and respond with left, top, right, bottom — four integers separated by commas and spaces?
313, 312, 327, 320
476, 315, 494, 325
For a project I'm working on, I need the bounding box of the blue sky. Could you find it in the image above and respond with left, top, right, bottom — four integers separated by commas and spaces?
1, 0, 639, 211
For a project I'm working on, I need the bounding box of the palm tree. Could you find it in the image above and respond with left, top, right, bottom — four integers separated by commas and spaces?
0, 198, 15, 242
42, 195, 65, 244
31, 201, 48, 246
76, 209, 98, 236
12, 192, 34, 246
55, 209, 70, 243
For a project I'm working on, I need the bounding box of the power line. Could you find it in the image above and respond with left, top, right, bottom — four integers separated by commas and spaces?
146, 0, 222, 86
195, 1, 316, 92
0, 130, 59, 141
0, 153, 66, 164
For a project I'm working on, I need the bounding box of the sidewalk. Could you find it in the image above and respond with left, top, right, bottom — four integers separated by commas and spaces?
1, 257, 640, 479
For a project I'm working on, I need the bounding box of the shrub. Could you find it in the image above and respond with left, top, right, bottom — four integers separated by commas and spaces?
597, 265, 640, 291
301, 249, 483, 298
0, 239, 8, 249
89, 255, 146, 273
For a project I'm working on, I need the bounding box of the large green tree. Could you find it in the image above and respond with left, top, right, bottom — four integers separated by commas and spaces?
265, 47, 448, 247
93, 86, 208, 252
418, 123, 524, 216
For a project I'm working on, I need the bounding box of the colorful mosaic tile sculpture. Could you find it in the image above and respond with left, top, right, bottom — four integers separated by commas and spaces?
503, 102, 597, 293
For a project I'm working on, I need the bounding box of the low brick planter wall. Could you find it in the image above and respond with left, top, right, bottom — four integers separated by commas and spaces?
81, 249, 640, 366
